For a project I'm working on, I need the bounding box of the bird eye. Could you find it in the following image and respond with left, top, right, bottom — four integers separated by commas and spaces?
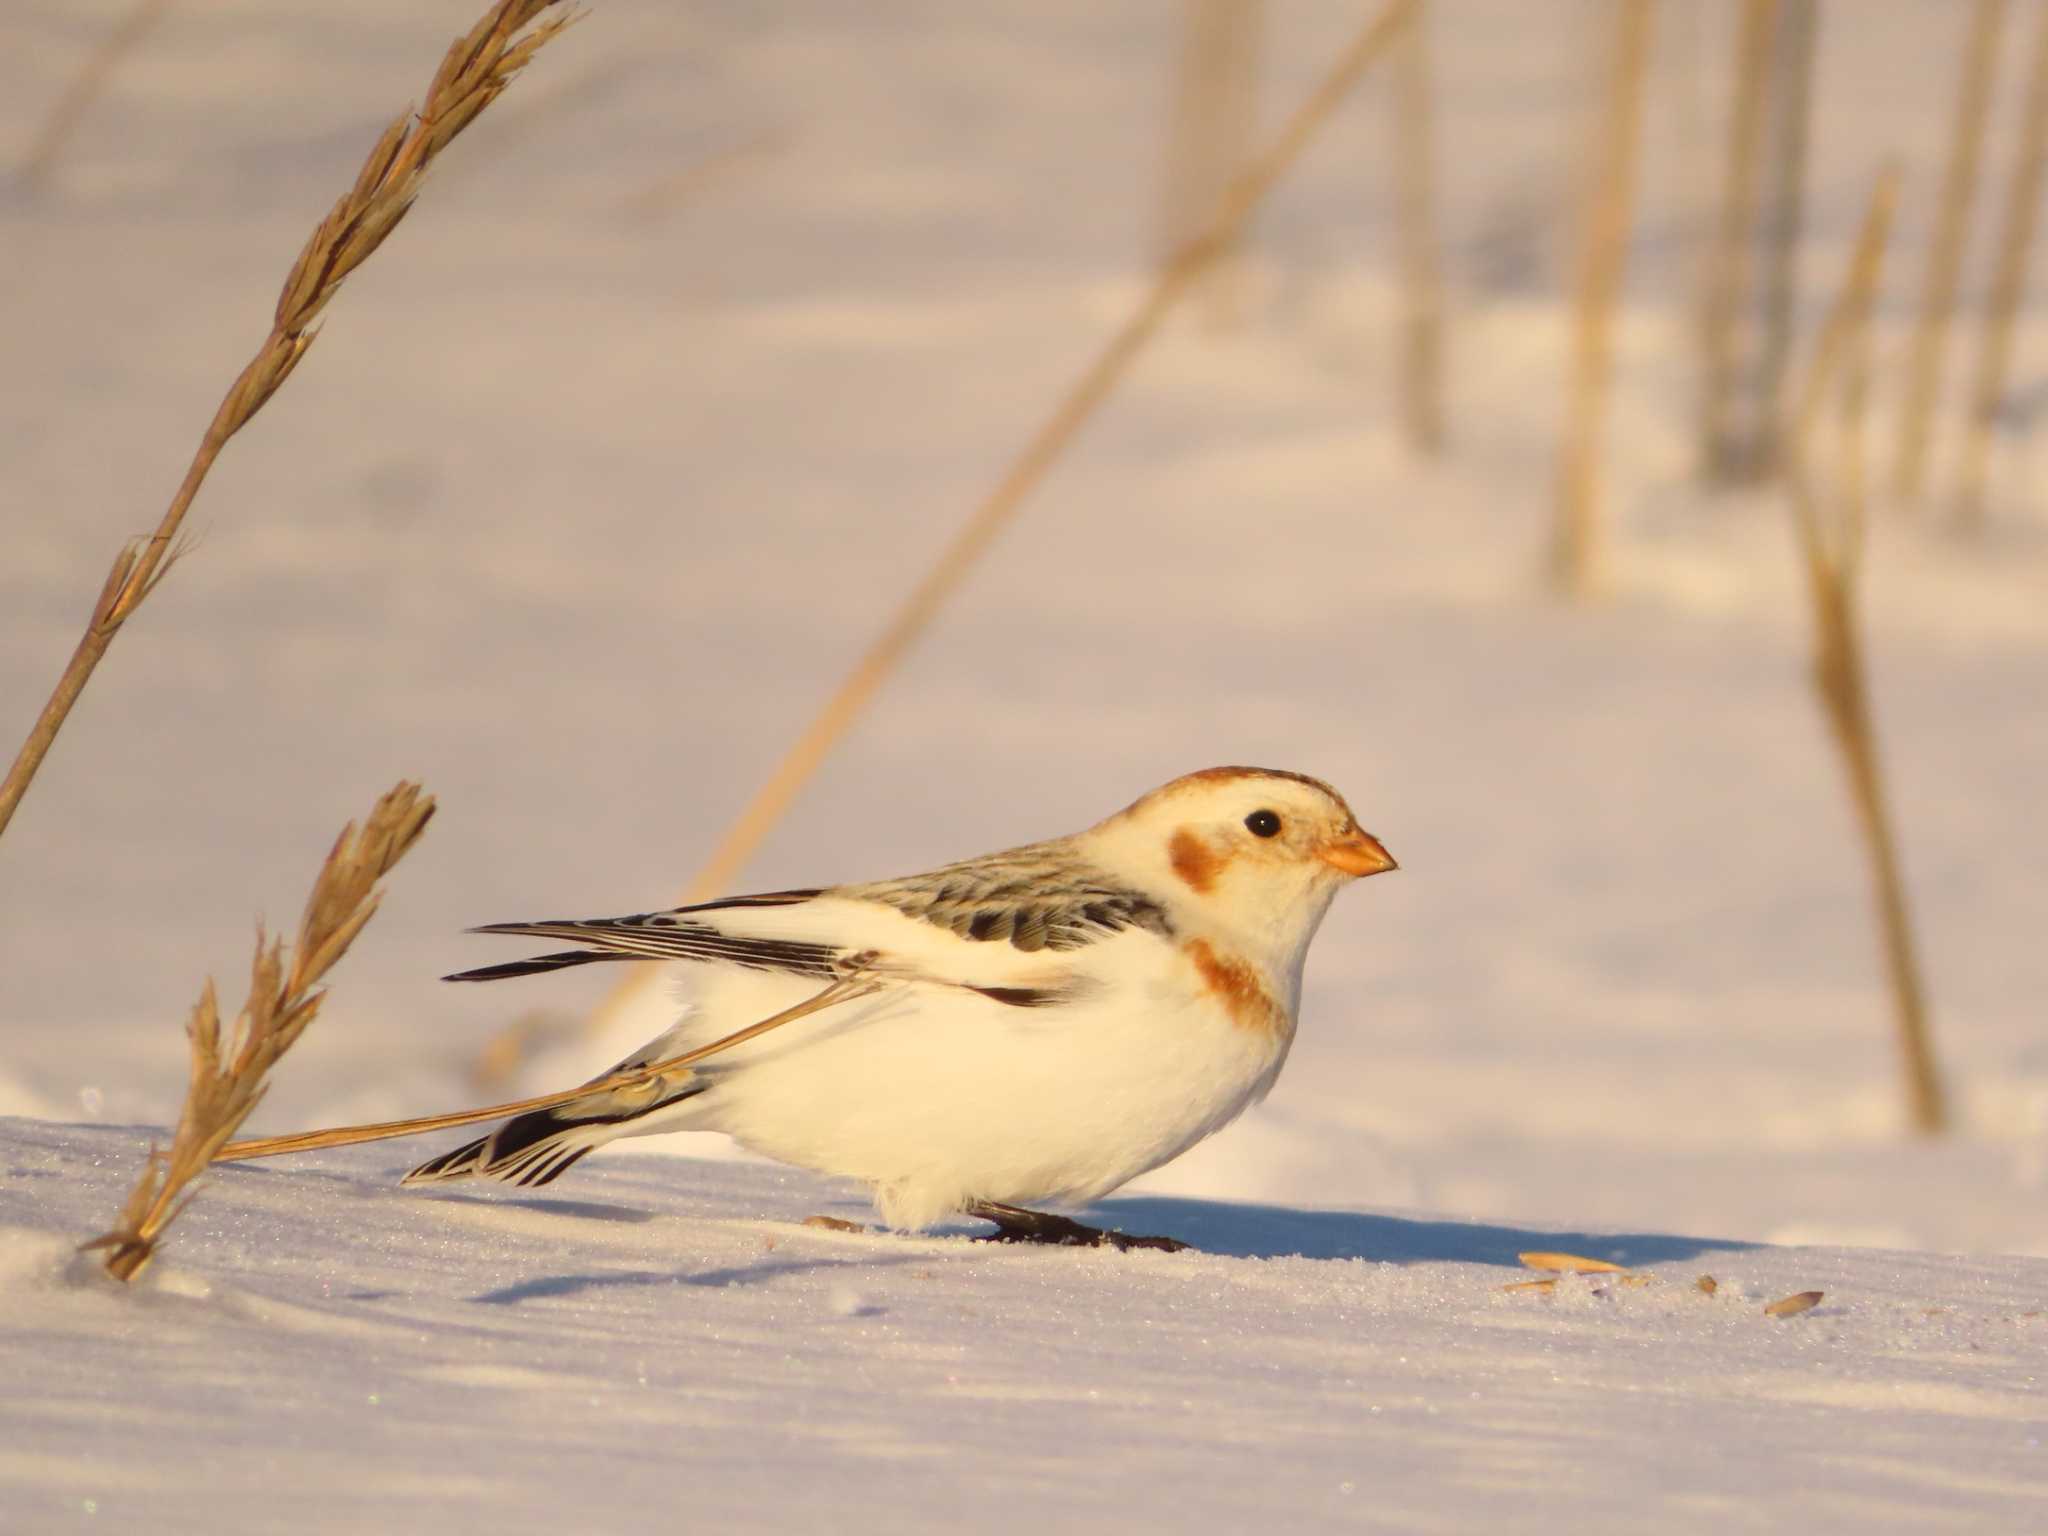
1245, 809, 1282, 838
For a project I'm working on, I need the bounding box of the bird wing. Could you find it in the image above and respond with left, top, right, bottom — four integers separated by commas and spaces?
445, 849, 1168, 1005
839, 841, 1173, 954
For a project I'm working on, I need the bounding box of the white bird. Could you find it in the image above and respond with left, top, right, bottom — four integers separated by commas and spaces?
405, 766, 1395, 1250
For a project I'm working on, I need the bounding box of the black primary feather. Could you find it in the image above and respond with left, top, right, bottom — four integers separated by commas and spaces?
444, 949, 639, 983
446, 889, 844, 984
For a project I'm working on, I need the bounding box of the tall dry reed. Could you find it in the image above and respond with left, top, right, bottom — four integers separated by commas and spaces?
1783, 167, 1947, 1136
0, 0, 575, 846
1696, 0, 1777, 480
1390, 0, 1446, 453
1956, 1, 2048, 528
1740, 0, 1818, 482
1892, 0, 2006, 505
1551, 0, 1655, 595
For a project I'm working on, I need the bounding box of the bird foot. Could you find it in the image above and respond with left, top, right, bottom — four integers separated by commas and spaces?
966, 1202, 1188, 1253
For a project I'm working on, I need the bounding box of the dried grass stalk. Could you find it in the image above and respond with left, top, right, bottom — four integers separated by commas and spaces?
1784, 167, 1947, 1136
1892, 0, 2006, 505
1389, 0, 1446, 453
0, 0, 575, 847
1550, 0, 1656, 595
215, 970, 881, 1164
1956, 1, 2048, 527
82, 784, 435, 1280
576, 0, 1419, 1051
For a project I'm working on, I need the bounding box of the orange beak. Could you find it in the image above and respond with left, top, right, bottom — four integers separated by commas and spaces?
1316, 827, 1398, 878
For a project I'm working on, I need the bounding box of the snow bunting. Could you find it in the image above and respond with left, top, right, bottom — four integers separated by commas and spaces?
405, 767, 1395, 1249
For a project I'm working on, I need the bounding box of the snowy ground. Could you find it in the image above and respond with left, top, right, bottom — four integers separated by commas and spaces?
4, 0, 2047, 1528
7, 1118, 2046, 1532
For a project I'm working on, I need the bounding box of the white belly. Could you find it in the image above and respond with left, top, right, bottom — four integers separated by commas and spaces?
649, 936, 1295, 1230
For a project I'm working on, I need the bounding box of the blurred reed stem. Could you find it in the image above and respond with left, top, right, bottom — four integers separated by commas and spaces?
1696, 0, 1817, 484
1892, 0, 2005, 506
1551, 0, 1654, 595
1696, 0, 1777, 481
580, 0, 1419, 1047
15, 0, 174, 190
1956, 0, 2048, 528
1158, 0, 1265, 326
1390, 0, 1446, 453
1741, 0, 1818, 481
0, 0, 575, 848
620, 129, 786, 222
1784, 166, 1947, 1137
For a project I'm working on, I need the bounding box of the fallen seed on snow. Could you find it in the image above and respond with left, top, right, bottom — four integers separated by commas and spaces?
803, 1215, 864, 1234
1764, 1290, 1824, 1318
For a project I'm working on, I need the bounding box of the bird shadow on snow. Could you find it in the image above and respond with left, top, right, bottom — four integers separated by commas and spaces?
1085, 1195, 1756, 1269
473, 1254, 923, 1306
424, 1190, 662, 1225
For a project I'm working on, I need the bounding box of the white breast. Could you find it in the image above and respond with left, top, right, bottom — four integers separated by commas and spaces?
644, 928, 1295, 1230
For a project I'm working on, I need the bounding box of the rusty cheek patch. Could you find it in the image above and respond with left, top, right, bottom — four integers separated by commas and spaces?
1184, 938, 1286, 1036
1167, 827, 1227, 894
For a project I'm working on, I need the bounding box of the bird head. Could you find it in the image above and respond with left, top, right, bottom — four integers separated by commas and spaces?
1085, 766, 1395, 953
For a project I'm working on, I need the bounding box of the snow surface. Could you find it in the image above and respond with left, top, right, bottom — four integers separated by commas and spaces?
6, 1117, 2046, 1532
4, 0, 2048, 1528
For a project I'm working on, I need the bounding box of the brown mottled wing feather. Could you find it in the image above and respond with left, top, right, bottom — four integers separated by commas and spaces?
841, 841, 1172, 954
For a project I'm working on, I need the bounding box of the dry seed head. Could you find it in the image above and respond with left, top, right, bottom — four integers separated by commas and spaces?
4, 4, 566, 847
85, 783, 435, 1280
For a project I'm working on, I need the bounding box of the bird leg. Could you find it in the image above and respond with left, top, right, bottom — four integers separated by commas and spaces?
966, 1200, 1188, 1253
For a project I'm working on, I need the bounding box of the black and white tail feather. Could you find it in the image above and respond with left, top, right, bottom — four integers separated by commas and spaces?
401, 1039, 714, 1190
400, 1104, 631, 1189
405, 890, 863, 1189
